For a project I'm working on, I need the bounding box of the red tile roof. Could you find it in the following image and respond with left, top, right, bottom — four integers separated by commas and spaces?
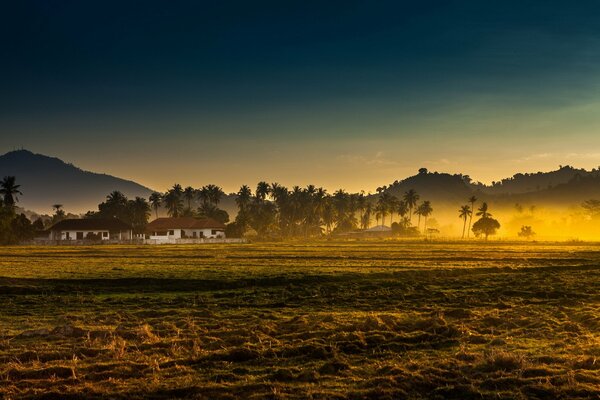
146, 217, 225, 232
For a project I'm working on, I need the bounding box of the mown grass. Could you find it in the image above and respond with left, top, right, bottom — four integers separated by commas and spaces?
0, 241, 599, 399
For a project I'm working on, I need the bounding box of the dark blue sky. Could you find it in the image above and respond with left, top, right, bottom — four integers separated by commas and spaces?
2, 1, 600, 190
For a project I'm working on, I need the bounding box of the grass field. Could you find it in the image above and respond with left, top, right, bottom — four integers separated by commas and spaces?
1, 241, 600, 399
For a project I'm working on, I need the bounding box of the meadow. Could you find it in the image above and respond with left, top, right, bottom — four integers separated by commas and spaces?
0, 241, 599, 399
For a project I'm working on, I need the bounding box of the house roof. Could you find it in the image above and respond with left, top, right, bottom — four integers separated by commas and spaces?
146, 217, 225, 231
366, 225, 392, 232
50, 218, 132, 231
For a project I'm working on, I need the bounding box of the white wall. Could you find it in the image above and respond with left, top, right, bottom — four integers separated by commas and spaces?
149, 228, 225, 241
55, 230, 133, 240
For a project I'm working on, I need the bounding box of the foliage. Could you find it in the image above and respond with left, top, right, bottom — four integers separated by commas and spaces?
518, 225, 535, 239
472, 216, 501, 240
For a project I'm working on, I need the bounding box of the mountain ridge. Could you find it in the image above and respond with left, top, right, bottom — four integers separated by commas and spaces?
0, 150, 154, 213
2, 149, 599, 214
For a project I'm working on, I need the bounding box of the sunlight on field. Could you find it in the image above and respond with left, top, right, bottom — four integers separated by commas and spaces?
1, 242, 600, 399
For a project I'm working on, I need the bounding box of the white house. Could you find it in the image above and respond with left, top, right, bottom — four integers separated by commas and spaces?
145, 217, 226, 243
49, 218, 133, 241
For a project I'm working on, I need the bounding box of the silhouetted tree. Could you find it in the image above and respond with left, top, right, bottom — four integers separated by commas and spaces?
467, 196, 477, 238
149, 192, 162, 219
0, 176, 22, 208
458, 205, 471, 239
403, 189, 419, 223
518, 225, 535, 240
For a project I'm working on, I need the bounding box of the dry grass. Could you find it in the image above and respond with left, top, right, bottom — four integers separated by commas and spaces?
0, 241, 599, 398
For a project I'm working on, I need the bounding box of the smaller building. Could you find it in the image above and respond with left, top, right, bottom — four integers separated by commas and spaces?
49, 218, 133, 241
146, 217, 226, 242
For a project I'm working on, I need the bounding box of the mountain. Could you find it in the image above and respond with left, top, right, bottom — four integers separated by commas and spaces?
0, 150, 154, 213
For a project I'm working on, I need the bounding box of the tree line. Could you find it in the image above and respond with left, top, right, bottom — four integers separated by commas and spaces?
1, 175, 510, 243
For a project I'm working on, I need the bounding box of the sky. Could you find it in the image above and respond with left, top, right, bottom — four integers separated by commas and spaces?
2, 1, 600, 193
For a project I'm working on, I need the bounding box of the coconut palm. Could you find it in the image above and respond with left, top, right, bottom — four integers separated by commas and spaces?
467, 196, 477, 238
0, 176, 22, 208
149, 192, 162, 219
183, 186, 195, 209
163, 189, 183, 217
256, 181, 270, 201
419, 201, 433, 232
476, 202, 491, 219
458, 205, 472, 239
403, 189, 419, 223
130, 197, 151, 234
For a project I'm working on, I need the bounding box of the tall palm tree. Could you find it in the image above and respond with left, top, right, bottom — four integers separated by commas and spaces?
205, 184, 224, 206
0, 176, 22, 208
458, 205, 472, 239
361, 202, 372, 230
467, 196, 477, 238
419, 201, 433, 232
397, 201, 408, 221
130, 197, 151, 234
149, 192, 163, 219
183, 186, 195, 209
236, 185, 252, 212
163, 189, 183, 217
403, 189, 419, 224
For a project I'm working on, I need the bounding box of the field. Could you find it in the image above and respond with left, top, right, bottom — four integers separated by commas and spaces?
1, 242, 600, 399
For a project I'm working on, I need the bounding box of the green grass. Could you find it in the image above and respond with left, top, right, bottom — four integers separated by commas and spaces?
1, 241, 600, 399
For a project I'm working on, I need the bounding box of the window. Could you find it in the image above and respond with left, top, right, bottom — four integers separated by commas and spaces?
102, 232, 109, 238
168, 230, 175, 236
211, 230, 219, 235
76, 232, 84, 240
192, 231, 197, 238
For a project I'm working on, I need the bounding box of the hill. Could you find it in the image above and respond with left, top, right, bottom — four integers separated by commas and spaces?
0, 150, 154, 213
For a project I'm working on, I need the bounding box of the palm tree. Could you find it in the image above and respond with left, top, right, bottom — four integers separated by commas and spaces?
403, 189, 419, 223
458, 205, 471, 239
476, 202, 491, 219
236, 185, 252, 212
361, 202, 372, 230
205, 184, 224, 206
256, 181, 270, 201
419, 201, 433, 232
183, 186, 195, 209
467, 196, 477, 238
387, 195, 400, 224
397, 201, 408, 221
130, 197, 151, 234
0, 176, 22, 208
149, 192, 162, 219
163, 189, 183, 217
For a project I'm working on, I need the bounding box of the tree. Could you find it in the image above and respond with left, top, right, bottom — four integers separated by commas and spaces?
256, 181, 270, 201
467, 196, 477, 238
149, 192, 162, 219
458, 205, 472, 239
476, 202, 491, 219
403, 189, 419, 223
418, 201, 433, 232
472, 216, 501, 240
183, 186, 195, 210
163, 188, 183, 217
235, 185, 253, 235
129, 197, 151, 234
51, 204, 66, 223
582, 199, 600, 218
518, 225, 535, 240
0, 176, 22, 208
